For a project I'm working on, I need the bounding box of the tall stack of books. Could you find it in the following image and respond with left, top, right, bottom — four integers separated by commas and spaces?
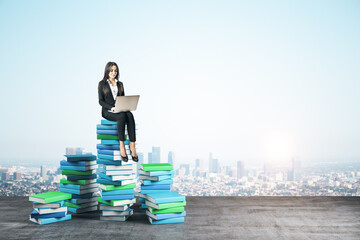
28, 191, 72, 225
60, 154, 99, 213
138, 163, 186, 224
96, 119, 137, 221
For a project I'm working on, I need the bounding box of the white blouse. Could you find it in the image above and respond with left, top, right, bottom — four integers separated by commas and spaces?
107, 79, 118, 100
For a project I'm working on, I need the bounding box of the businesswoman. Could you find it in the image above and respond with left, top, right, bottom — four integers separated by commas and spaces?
98, 61, 138, 162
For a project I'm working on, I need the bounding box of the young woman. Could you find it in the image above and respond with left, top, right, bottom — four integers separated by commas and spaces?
98, 61, 138, 162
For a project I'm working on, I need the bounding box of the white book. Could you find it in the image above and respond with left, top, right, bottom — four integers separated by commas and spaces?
33, 202, 63, 208
33, 206, 68, 215
111, 174, 137, 181
105, 165, 135, 171
105, 169, 136, 175
71, 197, 97, 204
77, 201, 98, 208
137, 193, 148, 199
99, 204, 132, 211
101, 209, 133, 216
111, 198, 136, 207
100, 215, 130, 221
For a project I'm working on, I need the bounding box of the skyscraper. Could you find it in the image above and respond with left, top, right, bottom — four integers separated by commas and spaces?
152, 147, 160, 163
138, 152, 144, 165
168, 151, 175, 167
237, 161, 245, 179
195, 158, 203, 169
14, 172, 21, 180
148, 152, 152, 164
40, 165, 47, 177
179, 164, 190, 176
209, 153, 219, 173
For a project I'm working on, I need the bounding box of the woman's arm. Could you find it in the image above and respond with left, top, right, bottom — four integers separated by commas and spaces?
98, 81, 113, 110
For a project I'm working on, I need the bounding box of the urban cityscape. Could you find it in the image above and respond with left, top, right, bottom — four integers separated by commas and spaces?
1, 147, 359, 197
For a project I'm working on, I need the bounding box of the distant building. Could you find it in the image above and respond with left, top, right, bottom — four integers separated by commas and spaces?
152, 147, 160, 163
1, 172, 10, 180
237, 161, 245, 179
288, 158, 301, 181
168, 151, 175, 167
179, 164, 190, 176
138, 152, 144, 165
14, 172, 21, 180
225, 166, 232, 177
209, 153, 219, 173
66, 147, 85, 155
41, 165, 47, 177
195, 158, 203, 169
148, 152, 152, 164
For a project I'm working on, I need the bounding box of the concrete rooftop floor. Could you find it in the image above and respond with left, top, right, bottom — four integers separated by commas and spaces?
1, 196, 360, 240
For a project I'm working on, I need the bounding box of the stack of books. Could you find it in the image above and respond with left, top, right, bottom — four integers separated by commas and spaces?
96, 119, 137, 221
138, 163, 186, 224
28, 191, 72, 225
60, 154, 99, 213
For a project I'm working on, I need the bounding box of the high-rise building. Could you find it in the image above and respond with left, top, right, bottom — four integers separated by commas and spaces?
168, 151, 175, 166
288, 158, 301, 181
209, 158, 219, 173
237, 161, 245, 179
195, 158, 203, 169
1, 172, 10, 181
14, 172, 22, 180
148, 152, 152, 164
66, 147, 85, 155
138, 152, 144, 165
179, 164, 190, 176
40, 165, 47, 177
152, 147, 160, 163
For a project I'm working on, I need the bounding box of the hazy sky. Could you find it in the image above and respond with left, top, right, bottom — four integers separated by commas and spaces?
0, 0, 359, 167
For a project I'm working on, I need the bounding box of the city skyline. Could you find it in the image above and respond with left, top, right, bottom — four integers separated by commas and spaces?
1, 1, 360, 167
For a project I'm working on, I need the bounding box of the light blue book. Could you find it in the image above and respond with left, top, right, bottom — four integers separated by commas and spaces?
97, 129, 118, 135
141, 184, 171, 190
138, 197, 146, 203
98, 172, 136, 181
60, 165, 97, 171
145, 192, 186, 204
101, 194, 135, 201
60, 187, 97, 195
60, 183, 97, 190
98, 154, 122, 160
101, 188, 135, 195
148, 216, 184, 224
139, 170, 174, 176
97, 149, 126, 156
97, 178, 136, 186
97, 124, 117, 130
30, 209, 67, 219
97, 158, 131, 166
60, 160, 96, 166
29, 214, 72, 225
97, 144, 120, 150
141, 179, 173, 186
147, 211, 186, 220
101, 140, 130, 145
140, 190, 171, 195
64, 154, 96, 162
101, 120, 117, 125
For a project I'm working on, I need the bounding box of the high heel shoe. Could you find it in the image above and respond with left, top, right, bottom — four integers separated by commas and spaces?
120, 148, 128, 162
129, 148, 138, 162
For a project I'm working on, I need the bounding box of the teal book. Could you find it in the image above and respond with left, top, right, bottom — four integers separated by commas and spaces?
29, 191, 72, 204
64, 154, 96, 162
29, 214, 72, 225
140, 189, 171, 195
101, 120, 117, 125
62, 169, 96, 176
141, 179, 173, 186
145, 192, 185, 204
148, 216, 184, 225
97, 124, 117, 130
139, 170, 174, 176
146, 210, 186, 220
145, 200, 186, 210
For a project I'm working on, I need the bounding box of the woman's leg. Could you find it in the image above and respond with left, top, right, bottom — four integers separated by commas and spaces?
103, 112, 127, 157
125, 111, 137, 157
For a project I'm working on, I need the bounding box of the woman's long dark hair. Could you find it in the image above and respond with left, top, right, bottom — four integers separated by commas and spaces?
100, 61, 120, 95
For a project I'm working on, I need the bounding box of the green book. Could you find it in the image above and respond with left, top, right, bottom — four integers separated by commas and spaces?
145, 200, 186, 210
65, 201, 81, 209
97, 134, 127, 140
97, 197, 136, 207
99, 183, 136, 191
61, 170, 95, 176
148, 206, 185, 214
29, 191, 72, 204
60, 178, 95, 185
140, 163, 173, 172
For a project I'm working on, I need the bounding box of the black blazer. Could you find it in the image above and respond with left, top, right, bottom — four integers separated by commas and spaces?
98, 80, 125, 116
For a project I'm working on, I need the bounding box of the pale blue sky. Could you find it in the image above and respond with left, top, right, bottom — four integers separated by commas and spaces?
0, 0, 359, 167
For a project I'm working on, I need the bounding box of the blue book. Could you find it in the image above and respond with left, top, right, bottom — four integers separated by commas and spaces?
101, 189, 134, 195
141, 184, 171, 190
141, 189, 171, 194
29, 214, 72, 225
60, 165, 96, 171
97, 129, 118, 135
138, 197, 146, 203
148, 216, 184, 225
101, 120, 117, 125
98, 154, 122, 161
98, 173, 136, 181
97, 124, 117, 130
97, 144, 120, 150
60, 160, 96, 166
101, 140, 130, 145
65, 174, 97, 181
97, 178, 135, 186
141, 179, 173, 185
97, 149, 122, 156
30, 210, 67, 219
145, 192, 186, 204
147, 211, 186, 220
64, 154, 96, 162
60, 187, 97, 195
71, 193, 94, 199
101, 194, 135, 201
60, 183, 97, 190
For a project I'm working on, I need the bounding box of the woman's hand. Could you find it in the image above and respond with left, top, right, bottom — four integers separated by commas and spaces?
110, 107, 116, 113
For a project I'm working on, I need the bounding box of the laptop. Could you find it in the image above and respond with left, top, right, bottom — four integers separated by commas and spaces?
110, 95, 140, 113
